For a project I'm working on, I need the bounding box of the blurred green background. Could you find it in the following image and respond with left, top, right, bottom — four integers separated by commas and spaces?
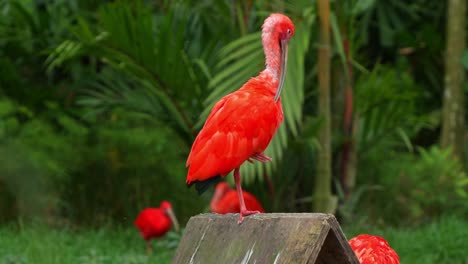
0, 0, 467, 262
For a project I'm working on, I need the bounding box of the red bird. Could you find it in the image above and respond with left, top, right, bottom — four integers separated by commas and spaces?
134, 201, 180, 254
210, 182, 265, 214
186, 13, 295, 223
349, 234, 400, 264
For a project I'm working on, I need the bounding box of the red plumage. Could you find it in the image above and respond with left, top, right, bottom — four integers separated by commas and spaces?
186, 13, 295, 223
211, 182, 265, 214
134, 201, 175, 241
186, 76, 283, 183
349, 234, 400, 264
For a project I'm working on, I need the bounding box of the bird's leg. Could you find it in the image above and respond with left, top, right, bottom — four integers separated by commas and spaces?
251, 153, 272, 163
234, 167, 260, 224
146, 240, 152, 255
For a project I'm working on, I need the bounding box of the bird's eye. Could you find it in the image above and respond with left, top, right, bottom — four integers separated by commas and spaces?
287, 29, 291, 35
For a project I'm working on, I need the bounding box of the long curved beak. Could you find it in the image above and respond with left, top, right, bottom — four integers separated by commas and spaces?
274, 39, 289, 102
166, 208, 180, 232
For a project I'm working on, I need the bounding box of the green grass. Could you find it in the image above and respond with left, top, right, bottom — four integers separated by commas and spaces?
343, 215, 468, 264
0, 224, 179, 264
0, 215, 467, 263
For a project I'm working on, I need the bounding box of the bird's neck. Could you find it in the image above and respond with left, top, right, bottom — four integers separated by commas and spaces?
262, 32, 282, 80
210, 191, 225, 212
210, 200, 219, 212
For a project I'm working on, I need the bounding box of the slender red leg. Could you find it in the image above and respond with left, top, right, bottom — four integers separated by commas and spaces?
234, 167, 260, 224
146, 240, 152, 255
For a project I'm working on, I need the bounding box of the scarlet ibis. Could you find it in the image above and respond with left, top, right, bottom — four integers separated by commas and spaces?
186, 13, 295, 223
348, 234, 400, 264
211, 182, 265, 214
134, 201, 180, 254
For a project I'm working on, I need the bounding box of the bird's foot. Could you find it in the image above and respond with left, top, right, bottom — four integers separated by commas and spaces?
237, 210, 261, 224
251, 153, 272, 163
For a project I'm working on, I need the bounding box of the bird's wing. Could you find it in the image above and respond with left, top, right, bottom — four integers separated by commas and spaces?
186, 96, 228, 167
243, 191, 266, 212
134, 209, 164, 240
186, 86, 282, 183
349, 235, 400, 264
215, 191, 240, 214
214, 190, 265, 214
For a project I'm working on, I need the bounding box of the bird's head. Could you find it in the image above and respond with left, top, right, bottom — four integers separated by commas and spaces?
262, 13, 295, 101
160, 201, 180, 232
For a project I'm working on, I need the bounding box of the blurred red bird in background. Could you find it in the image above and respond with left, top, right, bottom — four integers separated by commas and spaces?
186, 13, 295, 223
134, 201, 180, 254
349, 234, 400, 264
210, 182, 265, 214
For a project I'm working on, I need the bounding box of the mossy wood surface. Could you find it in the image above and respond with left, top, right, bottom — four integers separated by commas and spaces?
173, 213, 359, 264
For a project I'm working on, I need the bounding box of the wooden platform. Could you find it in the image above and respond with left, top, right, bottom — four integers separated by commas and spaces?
173, 213, 359, 264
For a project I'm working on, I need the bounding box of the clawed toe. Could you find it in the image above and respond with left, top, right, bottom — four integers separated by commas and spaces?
237, 210, 261, 224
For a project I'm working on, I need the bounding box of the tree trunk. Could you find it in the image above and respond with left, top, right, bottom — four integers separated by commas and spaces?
314, 0, 337, 213
441, 0, 466, 166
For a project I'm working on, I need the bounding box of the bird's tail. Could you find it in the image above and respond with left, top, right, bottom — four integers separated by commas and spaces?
187, 175, 223, 195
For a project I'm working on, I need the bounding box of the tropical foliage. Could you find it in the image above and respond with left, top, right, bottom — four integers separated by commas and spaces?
0, 0, 466, 228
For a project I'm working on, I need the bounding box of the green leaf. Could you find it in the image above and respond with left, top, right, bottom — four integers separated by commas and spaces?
461, 49, 468, 70
330, 12, 348, 80
352, 0, 376, 15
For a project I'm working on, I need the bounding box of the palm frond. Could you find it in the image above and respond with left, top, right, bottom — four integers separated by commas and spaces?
355, 65, 433, 154
45, 1, 214, 143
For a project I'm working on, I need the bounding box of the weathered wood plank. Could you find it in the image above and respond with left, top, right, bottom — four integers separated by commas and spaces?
173, 213, 359, 264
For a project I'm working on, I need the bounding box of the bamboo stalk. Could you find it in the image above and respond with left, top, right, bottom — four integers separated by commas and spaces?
314, 0, 337, 213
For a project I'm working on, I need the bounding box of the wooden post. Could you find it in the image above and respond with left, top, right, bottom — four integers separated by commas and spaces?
173, 213, 359, 264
